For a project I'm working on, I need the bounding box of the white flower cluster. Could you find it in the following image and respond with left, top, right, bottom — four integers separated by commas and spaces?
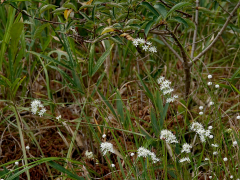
190, 122, 212, 143
85, 150, 94, 159
179, 157, 191, 163
100, 142, 114, 156
160, 129, 178, 144
181, 143, 192, 153
31, 100, 46, 117
137, 147, 160, 163
132, 38, 157, 53
211, 144, 219, 148
157, 76, 178, 103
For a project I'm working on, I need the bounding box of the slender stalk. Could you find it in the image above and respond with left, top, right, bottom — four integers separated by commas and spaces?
190, 0, 199, 59
12, 105, 30, 180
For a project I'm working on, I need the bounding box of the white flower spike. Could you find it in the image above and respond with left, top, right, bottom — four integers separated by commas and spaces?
100, 142, 114, 156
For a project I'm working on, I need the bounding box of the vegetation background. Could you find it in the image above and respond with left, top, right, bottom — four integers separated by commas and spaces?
0, 0, 240, 179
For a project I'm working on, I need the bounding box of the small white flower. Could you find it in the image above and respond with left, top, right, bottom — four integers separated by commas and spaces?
237, 116, 240, 120
211, 144, 219, 148
137, 147, 160, 163
213, 151, 218, 155
209, 135, 213, 139
208, 75, 212, 79
38, 108, 46, 117
100, 142, 114, 156
102, 134, 106, 138
207, 82, 212, 86
142, 45, 149, 51
190, 122, 203, 131
199, 106, 203, 110
230, 175, 233, 179
233, 141, 237, 146
204, 158, 209, 161
85, 150, 94, 159
160, 129, 178, 144
199, 112, 203, 115
111, 164, 115, 167
179, 157, 191, 163
215, 84, 219, 88
149, 46, 157, 53
137, 38, 145, 44
223, 157, 228, 161
26, 146, 30, 150
208, 126, 213, 130
15, 161, 19, 165
181, 143, 192, 153
56, 115, 61, 120
133, 39, 139, 47
209, 176, 212, 179
130, 153, 135, 156
209, 101, 214, 106
157, 76, 165, 84
146, 41, 152, 46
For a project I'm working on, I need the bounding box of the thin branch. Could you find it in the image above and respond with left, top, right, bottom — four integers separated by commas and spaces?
159, 0, 192, 17
159, 35, 184, 63
190, 0, 240, 64
190, 0, 199, 59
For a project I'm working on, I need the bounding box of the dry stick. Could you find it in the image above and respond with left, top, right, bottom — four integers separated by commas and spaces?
190, 0, 199, 59
190, 0, 240, 65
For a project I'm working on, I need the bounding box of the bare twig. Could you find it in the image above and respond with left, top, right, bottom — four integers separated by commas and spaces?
190, 0, 199, 59
159, 35, 184, 63
190, 0, 240, 64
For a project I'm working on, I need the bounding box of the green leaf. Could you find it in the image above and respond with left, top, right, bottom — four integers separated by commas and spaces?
150, 108, 159, 136
10, 22, 24, 54
79, 5, 94, 10
231, 84, 240, 95
48, 161, 84, 180
101, 26, 115, 35
125, 19, 142, 26
89, 43, 95, 76
141, 2, 160, 17
166, 2, 191, 19
144, 20, 154, 36
92, 44, 114, 76
92, 5, 96, 22
184, 18, 195, 29
52, 7, 68, 14
63, 2, 77, 11
173, 16, 188, 28
34, 23, 49, 39
40, 4, 57, 14
154, 3, 167, 19
78, 11, 92, 21
106, 2, 124, 9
